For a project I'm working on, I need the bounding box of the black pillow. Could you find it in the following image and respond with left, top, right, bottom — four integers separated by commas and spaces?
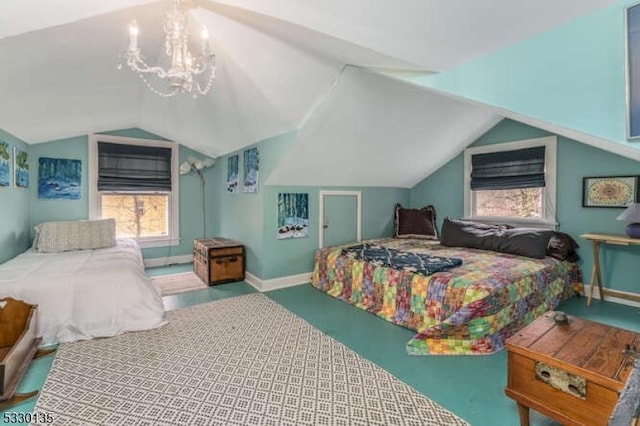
441, 218, 553, 259
546, 232, 580, 262
394, 204, 438, 240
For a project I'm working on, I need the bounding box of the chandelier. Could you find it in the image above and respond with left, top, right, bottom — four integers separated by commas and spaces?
121, 0, 215, 98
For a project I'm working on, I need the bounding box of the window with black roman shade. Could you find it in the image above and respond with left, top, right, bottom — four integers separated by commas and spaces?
97, 142, 172, 192
470, 146, 545, 191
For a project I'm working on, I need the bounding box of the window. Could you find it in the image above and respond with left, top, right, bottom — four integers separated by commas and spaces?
89, 134, 179, 247
463, 136, 557, 227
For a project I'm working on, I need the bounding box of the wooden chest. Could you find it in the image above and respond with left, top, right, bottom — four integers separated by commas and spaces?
505, 312, 639, 426
193, 238, 245, 285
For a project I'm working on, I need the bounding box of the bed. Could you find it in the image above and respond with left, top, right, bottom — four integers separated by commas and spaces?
0, 238, 166, 346
311, 237, 581, 356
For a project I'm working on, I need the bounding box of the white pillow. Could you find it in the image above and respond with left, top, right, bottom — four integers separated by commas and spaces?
33, 219, 116, 253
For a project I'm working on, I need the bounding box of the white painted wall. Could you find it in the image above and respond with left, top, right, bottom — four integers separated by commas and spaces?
266, 67, 500, 188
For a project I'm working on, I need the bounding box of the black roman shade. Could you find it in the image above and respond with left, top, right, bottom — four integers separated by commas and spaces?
470, 146, 545, 190
97, 142, 172, 192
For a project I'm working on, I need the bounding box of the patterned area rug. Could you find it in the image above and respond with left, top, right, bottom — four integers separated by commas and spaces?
33, 294, 468, 426
150, 272, 207, 296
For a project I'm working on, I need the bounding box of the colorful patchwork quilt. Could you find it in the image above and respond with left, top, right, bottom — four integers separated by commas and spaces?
312, 238, 580, 356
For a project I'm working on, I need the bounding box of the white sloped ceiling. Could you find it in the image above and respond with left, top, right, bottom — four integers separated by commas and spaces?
266, 67, 501, 188
0, 0, 623, 187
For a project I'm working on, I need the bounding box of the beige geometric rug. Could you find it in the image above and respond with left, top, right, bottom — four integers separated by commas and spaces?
150, 272, 207, 296
32, 293, 468, 426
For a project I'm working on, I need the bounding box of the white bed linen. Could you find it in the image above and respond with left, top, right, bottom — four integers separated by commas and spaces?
0, 238, 166, 345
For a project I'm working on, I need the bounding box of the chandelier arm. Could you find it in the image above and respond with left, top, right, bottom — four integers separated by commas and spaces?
127, 57, 170, 79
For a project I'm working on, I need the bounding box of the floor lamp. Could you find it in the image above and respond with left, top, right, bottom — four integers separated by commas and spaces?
179, 156, 216, 237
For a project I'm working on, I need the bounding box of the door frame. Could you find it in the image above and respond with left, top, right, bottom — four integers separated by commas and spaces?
318, 190, 362, 248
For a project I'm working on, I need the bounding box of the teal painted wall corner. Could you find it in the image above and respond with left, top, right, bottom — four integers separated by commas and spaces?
211, 131, 411, 280
28, 128, 215, 260
411, 118, 640, 294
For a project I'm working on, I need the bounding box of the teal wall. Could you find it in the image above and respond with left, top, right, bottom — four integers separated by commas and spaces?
211, 131, 410, 279
261, 186, 408, 279
411, 119, 640, 294
408, 0, 637, 150
0, 129, 30, 263
28, 128, 216, 260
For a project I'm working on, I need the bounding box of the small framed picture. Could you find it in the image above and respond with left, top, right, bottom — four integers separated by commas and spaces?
13, 146, 29, 189
582, 175, 638, 208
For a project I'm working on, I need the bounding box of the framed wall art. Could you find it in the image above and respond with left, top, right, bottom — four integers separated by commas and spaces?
226, 155, 239, 194
38, 157, 82, 199
0, 141, 10, 187
13, 146, 29, 189
582, 175, 638, 208
627, 3, 640, 139
277, 193, 309, 239
243, 147, 259, 193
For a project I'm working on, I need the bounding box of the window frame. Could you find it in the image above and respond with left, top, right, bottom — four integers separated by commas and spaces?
89, 134, 180, 248
463, 136, 557, 228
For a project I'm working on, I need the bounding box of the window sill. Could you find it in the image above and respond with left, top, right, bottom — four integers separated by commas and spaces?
133, 237, 181, 248
463, 217, 558, 230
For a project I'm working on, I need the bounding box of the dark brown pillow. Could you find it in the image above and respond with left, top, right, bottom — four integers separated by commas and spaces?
546, 232, 580, 262
394, 203, 438, 240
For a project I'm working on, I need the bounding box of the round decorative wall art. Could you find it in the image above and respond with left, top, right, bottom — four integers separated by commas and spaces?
583, 176, 638, 208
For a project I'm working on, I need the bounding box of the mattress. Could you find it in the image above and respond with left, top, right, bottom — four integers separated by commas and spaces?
312, 238, 580, 355
0, 238, 166, 346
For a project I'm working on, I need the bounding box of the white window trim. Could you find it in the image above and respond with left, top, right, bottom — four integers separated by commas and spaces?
463, 136, 557, 228
89, 134, 180, 248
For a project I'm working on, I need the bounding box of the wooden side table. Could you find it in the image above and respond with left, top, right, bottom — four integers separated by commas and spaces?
580, 233, 640, 306
505, 311, 639, 426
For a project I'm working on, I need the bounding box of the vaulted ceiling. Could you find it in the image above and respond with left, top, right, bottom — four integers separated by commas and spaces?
0, 0, 620, 187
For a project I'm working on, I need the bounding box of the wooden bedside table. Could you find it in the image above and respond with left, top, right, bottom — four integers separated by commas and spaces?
504, 311, 639, 426
193, 238, 245, 285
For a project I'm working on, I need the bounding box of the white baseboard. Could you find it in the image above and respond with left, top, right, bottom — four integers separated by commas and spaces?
245, 271, 311, 292
144, 255, 193, 268
582, 284, 640, 308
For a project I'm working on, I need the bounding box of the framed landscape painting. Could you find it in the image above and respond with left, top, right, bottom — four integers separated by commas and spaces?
38, 157, 82, 199
226, 155, 239, 194
582, 175, 638, 208
13, 146, 28, 189
0, 141, 10, 187
277, 193, 309, 239
243, 147, 259, 193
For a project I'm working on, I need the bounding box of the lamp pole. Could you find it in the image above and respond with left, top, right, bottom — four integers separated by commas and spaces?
192, 165, 206, 238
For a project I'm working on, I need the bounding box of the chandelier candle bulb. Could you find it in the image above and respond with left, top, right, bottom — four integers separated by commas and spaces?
201, 28, 209, 55
128, 21, 139, 52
